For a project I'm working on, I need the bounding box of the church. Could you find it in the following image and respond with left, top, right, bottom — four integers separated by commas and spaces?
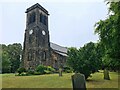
22, 3, 67, 70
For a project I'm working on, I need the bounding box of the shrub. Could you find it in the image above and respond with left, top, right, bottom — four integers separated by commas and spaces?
66, 70, 72, 73
44, 70, 51, 74
34, 71, 41, 75
63, 66, 73, 73
27, 70, 35, 75
17, 67, 26, 75
36, 65, 47, 74
20, 72, 28, 76
35, 65, 55, 74
46, 66, 55, 73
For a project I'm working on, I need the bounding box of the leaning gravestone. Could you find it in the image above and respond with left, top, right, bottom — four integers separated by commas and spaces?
59, 68, 62, 76
71, 72, 86, 90
104, 69, 110, 80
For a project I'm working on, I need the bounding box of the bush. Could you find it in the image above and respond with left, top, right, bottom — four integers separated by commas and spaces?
66, 70, 72, 73
63, 66, 73, 73
35, 65, 55, 74
34, 71, 41, 75
27, 70, 34, 75
46, 66, 55, 73
17, 67, 26, 75
36, 65, 47, 74
20, 72, 28, 76
44, 70, 52, 74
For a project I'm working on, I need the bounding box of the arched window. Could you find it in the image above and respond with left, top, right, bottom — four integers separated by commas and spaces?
28, 12, 36, 24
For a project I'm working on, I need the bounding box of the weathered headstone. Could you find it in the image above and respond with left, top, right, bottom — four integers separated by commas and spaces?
104, 69, 110, 80
59, 68, 62, 76
71, 72, 86, 90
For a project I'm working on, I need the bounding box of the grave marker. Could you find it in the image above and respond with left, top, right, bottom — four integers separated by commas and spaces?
104, 69, 110, 80
71, 72, 86, 90
59, 68, 62, 77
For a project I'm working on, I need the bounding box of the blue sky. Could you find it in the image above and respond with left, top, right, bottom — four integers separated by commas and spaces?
0, 0, 108, 48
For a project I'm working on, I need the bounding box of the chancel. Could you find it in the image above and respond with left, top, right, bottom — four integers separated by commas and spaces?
22, 3, 67, 70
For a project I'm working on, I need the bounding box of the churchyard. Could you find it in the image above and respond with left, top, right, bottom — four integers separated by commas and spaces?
1, 1, 120, 90
1, 70, 119, 89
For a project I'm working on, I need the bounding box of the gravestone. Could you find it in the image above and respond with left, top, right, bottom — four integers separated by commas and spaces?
104, 69, 110, 80
59, 68, 62, 76
71, 72, 86, 90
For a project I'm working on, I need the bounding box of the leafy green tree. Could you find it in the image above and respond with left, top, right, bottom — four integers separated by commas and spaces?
7, 43, 22, 73
67, 47, 79, 72
78, 42, 102, 78
95, 43, 104, 70
67, 42, 102, 79
94, 1, 120, 71
1, 43, 22, 73
1, 44, 11, 73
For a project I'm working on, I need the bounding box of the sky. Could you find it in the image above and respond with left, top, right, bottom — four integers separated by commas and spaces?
0, 0, 108, 48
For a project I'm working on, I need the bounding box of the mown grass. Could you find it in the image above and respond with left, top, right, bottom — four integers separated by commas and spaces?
1, 71, 119, 89
2, 73, 73, 88
86, 70, 119, 88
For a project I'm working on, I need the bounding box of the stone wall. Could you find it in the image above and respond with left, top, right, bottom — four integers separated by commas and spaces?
51, 50, 67, 70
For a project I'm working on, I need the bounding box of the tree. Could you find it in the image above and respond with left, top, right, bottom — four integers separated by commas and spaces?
7, 43, 22, 73
67, 47, 79, 72
1, 43, 22, 73
67, 42, 102, 79
94, 1, 120, 71
95, 42, 105, 70
1, 44, 11, 73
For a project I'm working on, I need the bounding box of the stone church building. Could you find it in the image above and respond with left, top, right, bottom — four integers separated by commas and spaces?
22, 3, 67, 70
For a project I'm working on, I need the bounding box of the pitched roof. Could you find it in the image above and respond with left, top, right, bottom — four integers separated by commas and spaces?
25, 3, 49, 15
50, 42, 67, 56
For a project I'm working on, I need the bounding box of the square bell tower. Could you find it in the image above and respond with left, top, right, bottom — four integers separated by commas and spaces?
22, 3, 51, 70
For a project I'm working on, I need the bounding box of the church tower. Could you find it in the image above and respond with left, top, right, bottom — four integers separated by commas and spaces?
22, 3, 51, 70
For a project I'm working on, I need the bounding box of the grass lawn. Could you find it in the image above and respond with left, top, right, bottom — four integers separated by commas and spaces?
1, 71, 119, 89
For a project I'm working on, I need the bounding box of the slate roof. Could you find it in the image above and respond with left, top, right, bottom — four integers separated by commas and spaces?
50, 42, 67, 56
